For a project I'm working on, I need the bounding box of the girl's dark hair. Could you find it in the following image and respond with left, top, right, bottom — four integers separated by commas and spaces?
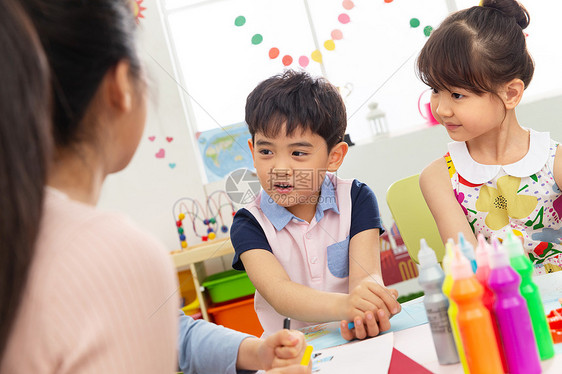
245, 70, 347, 151
20, 0, 142, 148
0, 0, 51, 362
417, 0, 534, 95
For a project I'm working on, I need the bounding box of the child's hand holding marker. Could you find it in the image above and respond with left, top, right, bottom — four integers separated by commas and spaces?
254, 329, 308, 371
339, 279, 400, 340
343, 278, 400, 325
258, 318, 312, 373
340, 309, 392, 340
241, 317, 310, 373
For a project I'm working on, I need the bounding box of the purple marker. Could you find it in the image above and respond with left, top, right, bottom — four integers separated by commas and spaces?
487, 239, 541, 374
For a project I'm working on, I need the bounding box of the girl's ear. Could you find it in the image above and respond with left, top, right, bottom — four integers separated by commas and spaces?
502, 78, 525, 110
104, 60, 133, 112
327, 141, 349, 172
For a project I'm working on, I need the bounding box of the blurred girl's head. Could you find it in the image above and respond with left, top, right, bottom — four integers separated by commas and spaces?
21, 0, 146, 171
417, 0, 533, 96
0, 0, 51, 362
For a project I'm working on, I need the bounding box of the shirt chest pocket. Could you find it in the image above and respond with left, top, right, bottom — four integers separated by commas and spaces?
327, 236, 350, 278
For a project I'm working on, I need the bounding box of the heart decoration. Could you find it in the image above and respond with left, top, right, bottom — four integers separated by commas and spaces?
166, 137, 174, 143
169, 163, 176, 169
155, 148, 165, 158
148, 136, 156, 142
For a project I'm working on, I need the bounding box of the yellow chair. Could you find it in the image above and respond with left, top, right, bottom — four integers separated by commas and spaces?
386, 174, 445, 263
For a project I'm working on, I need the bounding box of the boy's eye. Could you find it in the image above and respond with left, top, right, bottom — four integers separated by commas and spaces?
259, 149, 272, 155
292, 151, 307, 157
452, 92, 464, 99
431, 87, 438, 94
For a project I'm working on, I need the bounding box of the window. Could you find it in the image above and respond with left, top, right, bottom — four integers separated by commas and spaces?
160, 0, 453, 144
160, 0, 562, 150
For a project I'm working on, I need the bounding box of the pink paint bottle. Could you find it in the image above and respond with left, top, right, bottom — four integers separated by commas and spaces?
487, 239, 541, 374
475, 235, 508, 372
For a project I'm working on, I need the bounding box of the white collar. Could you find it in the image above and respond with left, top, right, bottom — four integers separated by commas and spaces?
447, 129, 551, 184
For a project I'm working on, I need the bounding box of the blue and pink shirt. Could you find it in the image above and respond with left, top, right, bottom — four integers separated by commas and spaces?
231, 173, 384, 335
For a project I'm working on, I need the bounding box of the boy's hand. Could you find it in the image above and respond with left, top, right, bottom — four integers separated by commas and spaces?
339, 309, 391, 340
258, 329, 307, 370
345, 278, 401, 321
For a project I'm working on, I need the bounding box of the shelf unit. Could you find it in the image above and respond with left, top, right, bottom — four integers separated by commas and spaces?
171, 238, 235, 320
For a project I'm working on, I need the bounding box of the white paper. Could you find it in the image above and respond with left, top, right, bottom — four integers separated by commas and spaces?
312, 332, 394, 373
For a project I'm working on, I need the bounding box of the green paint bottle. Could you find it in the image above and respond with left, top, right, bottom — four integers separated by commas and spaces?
504, 232, 554, 360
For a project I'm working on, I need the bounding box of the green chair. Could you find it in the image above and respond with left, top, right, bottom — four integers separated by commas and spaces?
386, 174, 445, 263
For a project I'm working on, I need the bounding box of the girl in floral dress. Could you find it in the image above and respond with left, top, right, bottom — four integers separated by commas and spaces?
417, 0, 562, 274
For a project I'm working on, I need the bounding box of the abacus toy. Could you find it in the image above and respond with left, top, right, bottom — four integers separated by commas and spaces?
173, 190, 237, 249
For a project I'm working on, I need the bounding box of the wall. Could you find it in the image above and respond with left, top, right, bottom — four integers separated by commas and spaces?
97, 2, 562, 263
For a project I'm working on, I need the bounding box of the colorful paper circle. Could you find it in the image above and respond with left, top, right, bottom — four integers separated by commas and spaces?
251, 34, 263, 45
269, 47, 280, 59
424, 26, 433, 37
342, 0, 355, 10
311, 50, 323, 63
331, 29, 343, 40
324, 40, 336, 51
282, 55, 293, 66
338, 13, 350, 24
234, 16, 246, 27
410, 18, 420, 28
299, 56, 309, 68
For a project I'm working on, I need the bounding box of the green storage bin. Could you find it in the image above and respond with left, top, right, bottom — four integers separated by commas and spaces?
202, 269, 256, 303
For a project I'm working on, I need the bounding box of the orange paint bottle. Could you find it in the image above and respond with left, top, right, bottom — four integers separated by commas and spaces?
449, 246, 503, 374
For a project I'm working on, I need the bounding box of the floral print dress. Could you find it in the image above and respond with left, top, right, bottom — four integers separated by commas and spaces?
446, 129, 562, 274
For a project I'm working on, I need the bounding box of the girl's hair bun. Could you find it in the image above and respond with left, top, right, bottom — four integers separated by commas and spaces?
481, 0, 530, 29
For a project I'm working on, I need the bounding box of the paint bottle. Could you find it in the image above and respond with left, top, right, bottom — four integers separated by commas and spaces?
449, 246, 503, 374
474, 235, 508, 372
442, 240, 469, 373
458, 232, 477, 272
488, 239, 541, 374
504, 231, 554, 360
417, 238, 459, 365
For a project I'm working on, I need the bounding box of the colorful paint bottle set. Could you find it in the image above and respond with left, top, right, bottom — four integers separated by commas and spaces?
421, 232, 554, 373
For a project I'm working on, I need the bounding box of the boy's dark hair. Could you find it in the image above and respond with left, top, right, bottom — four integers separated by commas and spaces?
245, 70, 347, 151
417, 0, 534, 95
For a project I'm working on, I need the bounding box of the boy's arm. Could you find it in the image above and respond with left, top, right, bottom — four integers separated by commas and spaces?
348, 228, 400, 317
419, 157, 476, 247
348, 228, 382, 290
241, 249, 351, 322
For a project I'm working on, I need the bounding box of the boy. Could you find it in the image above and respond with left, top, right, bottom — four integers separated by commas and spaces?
231, 71, 401, 339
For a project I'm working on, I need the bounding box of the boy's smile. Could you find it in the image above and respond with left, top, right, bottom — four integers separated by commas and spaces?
248, 124, 346, 222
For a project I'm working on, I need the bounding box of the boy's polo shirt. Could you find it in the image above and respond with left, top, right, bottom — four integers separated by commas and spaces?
231, 174, 383, 336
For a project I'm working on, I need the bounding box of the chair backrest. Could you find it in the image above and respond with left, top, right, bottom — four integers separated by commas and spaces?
386, 174, 445, 263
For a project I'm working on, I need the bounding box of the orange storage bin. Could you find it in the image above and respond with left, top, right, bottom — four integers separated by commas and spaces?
207, 295, 263, 337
